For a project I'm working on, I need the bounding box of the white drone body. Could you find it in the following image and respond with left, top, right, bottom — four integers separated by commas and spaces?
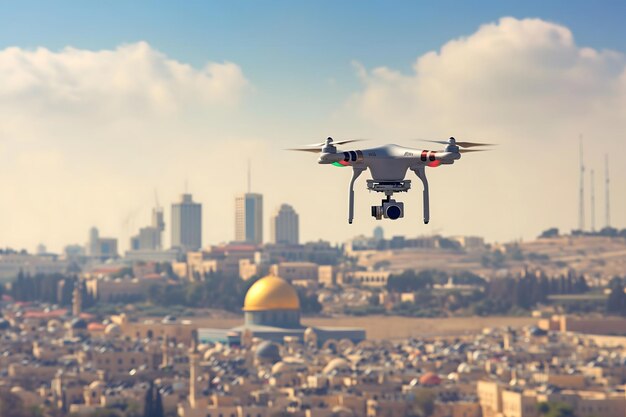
290, 137, 492, 224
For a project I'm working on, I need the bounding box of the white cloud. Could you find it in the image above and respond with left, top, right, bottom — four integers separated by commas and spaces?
0, 41, 248, 121
345, 17, 626, 241
351, 17, 626, 136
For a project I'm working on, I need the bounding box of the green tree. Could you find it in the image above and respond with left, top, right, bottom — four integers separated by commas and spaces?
410, 388, 435, 417
296, 288, 323, 314
574, 274, 589, 293
86, 410, 122, 417
154, 387, 165, 417
0, 392, 30, 417
537, 402, 575, 417
606, 280, 626, 315
387, 270, 436, 292
539, 228, 559, 238
143, 382, 155, 417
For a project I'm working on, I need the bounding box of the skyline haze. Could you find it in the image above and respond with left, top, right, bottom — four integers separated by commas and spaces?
0, 2, 625, 252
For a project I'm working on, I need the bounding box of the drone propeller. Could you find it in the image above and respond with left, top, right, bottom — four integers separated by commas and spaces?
287, 137, 367, 153
286, 147, 325, 153
419, 137, 496, 148
304, 138, 366, 147
459, 148, 489, 153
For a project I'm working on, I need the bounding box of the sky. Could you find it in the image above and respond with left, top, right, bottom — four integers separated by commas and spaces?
0, 1, 625, 252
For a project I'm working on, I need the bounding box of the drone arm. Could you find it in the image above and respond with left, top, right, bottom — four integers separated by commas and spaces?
348, 167, 366, 224
412, 166, 430, 224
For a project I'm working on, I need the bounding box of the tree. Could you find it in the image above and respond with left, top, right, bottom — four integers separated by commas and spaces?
387, 270, 436, 292
0, 392, 29, 417
539, 228, 559, 238
154, 387, 164, 417
297, 288, 323, 314
606, 280, 626, 315
537, 402, 575, 417
410, 388, 435, 417
143, 382, 155, 417
87, 410, 122, 417
574, 275, 589, 293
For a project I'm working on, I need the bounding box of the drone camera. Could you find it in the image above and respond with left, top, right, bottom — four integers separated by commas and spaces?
371, 198, 404, 220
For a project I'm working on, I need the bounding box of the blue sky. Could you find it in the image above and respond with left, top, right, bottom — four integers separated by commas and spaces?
1, 1, 625, 250
2, 1, 624, 87
2, 1, 624, 131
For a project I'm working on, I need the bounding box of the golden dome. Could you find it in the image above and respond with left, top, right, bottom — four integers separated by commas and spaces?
243, 275, 300, 312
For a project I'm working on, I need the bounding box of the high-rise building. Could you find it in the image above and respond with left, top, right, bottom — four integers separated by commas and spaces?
88, 227, 99, 257
87, 227, 118, 260
171, 193, 202, 251
130, 204, 166, 251
235, 193, 263, 244
130, 227, 161, 251
270, 204, 299, 245
152, 206, 165, 235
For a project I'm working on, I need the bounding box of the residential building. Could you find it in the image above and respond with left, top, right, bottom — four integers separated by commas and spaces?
270, 204, 299, 245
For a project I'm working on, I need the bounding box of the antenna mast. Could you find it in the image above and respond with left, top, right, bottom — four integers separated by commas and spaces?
605, 154, 610, 228
578, 135, 585, 231
590, 169, 595, 232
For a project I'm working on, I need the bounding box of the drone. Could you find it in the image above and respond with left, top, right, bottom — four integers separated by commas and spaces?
289, 137, 493, 224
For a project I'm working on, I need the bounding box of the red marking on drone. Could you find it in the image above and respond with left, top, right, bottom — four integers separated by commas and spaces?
428, 160, 441, 168
338, 160, 350, 166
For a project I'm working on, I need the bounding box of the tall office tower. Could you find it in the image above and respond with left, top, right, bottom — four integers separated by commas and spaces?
270, 204, 299, 245
171, 193, 202, 251
235, 193, 263, 244
88, 227, 99, 256
153, 206, 165, 232
130, 203, 166, 251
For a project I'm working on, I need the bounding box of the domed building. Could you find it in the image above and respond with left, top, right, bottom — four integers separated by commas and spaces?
198, 275, 365, 345
243, 275, 301, 328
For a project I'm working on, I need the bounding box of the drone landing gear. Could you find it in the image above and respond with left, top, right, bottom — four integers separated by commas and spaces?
347, 170, 429, 224
411, 166, 430, 224
348, 167, 366, 224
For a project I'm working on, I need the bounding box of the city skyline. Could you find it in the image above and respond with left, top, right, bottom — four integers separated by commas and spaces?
4, 140, 623, 254
1, 4, 626, 417
0, 2, 625, 252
